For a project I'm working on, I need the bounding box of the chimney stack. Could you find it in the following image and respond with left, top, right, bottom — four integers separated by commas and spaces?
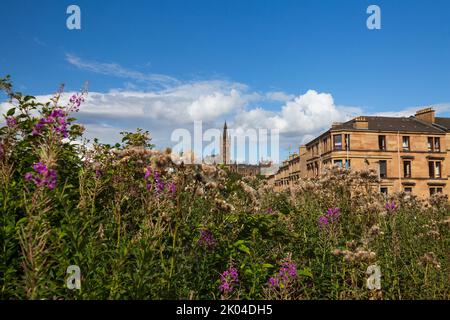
415, 107, 435, 123
353, 116, 369, 129
331, 122, 342, 129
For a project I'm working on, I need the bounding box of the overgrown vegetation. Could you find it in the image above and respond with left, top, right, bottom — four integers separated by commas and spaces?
1, 76, 449, 300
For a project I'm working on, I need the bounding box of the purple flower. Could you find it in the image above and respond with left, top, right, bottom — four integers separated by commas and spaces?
154, 171, 165, 192
318, 215, 329, 228
279, 262, 297, 280
69, 94, 84, 108
144, 166, 152, 180
6, 116, 17, 127
326, 207, 340, 218
33, 162, 48, 175
24, 172, 34, 181
24, 162, 57, 189
267, 259, 297, 289
385, 201, 397, 212
32, 108, 68, 138
156, 181, 165, 192
319, 207, 340, 228
168, 182, 176, 195
219, 267, 239, 294
268, 277, 279, 288
267, 207, 273, 213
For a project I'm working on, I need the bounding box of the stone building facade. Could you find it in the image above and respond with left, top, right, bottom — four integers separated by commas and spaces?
268, 108, 450, 198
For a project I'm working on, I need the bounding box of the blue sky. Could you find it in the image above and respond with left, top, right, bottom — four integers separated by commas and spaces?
1, 0, 450, 162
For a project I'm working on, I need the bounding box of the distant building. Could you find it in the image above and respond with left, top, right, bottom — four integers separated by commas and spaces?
220, 122, 271, 177
268, 108, 450, 198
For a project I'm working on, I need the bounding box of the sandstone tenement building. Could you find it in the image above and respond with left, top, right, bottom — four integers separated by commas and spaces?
268, 108, 450, 198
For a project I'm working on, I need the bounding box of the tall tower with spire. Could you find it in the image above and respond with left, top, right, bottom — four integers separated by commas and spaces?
220, 121, 231, 164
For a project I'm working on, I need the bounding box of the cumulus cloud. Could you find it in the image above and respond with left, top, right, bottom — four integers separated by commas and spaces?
0, 55, 372, 162
235, 90, 361, 137
0, 85, 361, 155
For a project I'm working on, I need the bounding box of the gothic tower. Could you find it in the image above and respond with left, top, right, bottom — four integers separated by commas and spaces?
220, 121, 231, 164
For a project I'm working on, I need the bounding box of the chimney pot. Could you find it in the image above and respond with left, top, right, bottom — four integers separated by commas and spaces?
415, 107, 435, 123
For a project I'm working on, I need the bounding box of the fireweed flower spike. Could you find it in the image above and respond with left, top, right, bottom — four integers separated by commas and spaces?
268, 277, 279, 288
144, 166, 152, 180
69, 93, 85, 109
319, 207, 341, 228
385, 201, 397, 212
24, 162, 57, 189
154, 171, 165, 192
326, 207, 341, 219
219, 267, 239, 294
32, 108, 69, 138
318, 215, 329, 228
6, 116, 17, 127
267, 259, 297, 289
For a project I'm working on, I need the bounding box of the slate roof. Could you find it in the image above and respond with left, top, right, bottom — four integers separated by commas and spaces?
334, 116, 445, 133
305, 115, 450, 147
435, 117, 450, 130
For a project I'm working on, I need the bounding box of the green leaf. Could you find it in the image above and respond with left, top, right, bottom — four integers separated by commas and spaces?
298, 268, 313, 278
238, 244, 251, 255
262, 263, 274, 268
6, 107, 15, 116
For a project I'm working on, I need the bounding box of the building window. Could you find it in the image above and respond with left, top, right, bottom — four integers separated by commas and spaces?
333, 134, 342, 150
379, 160, 387, 178
345, 159, 351, 169
429, 161, 442, 178
334, 159, 343, 167
404, 187, 412, 193
430, 187, 443, 195
427, 137, 433, 151
429, 161, 434, 178
434, 137, 441, 152
436, 161, 441, 178
378, 135, 386, 151
380, 187, 388, 195
402, 136, 410, 151
428, 137, 441, 152
345, 134, 350, 151
403, 161, 411, 178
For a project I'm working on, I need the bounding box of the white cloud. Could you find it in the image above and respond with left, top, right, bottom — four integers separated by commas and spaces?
0, 85, 361, 155
66, 53, 179, 89
235, 90, 361, 137
265, 91, 295, 102
15, 55, 444, 162
373, 103, 450, 117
